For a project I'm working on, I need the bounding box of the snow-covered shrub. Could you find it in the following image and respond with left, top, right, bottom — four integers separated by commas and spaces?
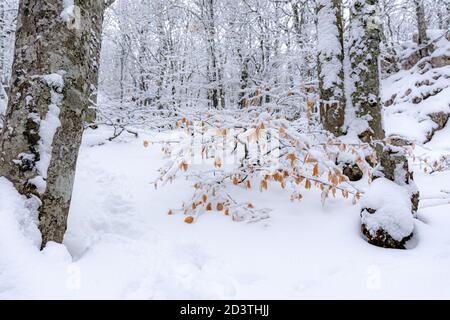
361, 178, 414, 249
414, 154, 450, 174
149, 106, 377, 223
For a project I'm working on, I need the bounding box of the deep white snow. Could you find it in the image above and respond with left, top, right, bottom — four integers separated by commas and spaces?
1, 126, 450, 299
60, 0, 75, 23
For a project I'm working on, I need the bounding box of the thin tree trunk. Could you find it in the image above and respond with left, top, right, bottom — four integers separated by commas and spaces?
205, 0, 220, 109
414, 0, 429, 58
0, 0, 6, 86
239, 55, 250, 109
0, 0, 113, 248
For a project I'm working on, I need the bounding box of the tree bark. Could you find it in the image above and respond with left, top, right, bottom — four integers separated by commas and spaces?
349, 0, 384, 146
204, 0, 222, 109
414, 0, 429, 58
0, 0, 5, 86
0, 0, 112, 248
316, 0, 346, 136
350, 0, 419, 248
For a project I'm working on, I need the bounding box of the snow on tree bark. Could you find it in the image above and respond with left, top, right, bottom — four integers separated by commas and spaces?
316, 0, 346, 136
0, 0, 5, 86
204, 0, 223, 109
0, 0, 112, 248
348, 0, 384, 145
414, 0, 430, 58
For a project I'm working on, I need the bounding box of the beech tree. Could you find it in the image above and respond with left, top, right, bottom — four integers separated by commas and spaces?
414, 0, 430, 58
316, 0, 346, 136
0, 0, 115, 248
349, 0, 419, 248
348, 0, 384, 145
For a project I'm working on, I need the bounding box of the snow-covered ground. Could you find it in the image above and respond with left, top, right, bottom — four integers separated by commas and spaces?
383, 30, 450, 143
2, 126, 450, 300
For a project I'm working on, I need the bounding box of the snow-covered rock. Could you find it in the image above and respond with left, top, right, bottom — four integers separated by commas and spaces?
383, 29, 450, 144
360, 178, 414, 249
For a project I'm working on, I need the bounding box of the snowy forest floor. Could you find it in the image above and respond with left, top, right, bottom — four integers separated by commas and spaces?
1, 125, 450, 299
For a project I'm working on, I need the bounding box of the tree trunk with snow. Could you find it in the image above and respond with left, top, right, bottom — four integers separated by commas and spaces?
204, 0, 223, 109
238, 53, 249, 109
414, 0, 429, 58
0, 0, 5, 86
349, 0, 384, 145
316, 0, 346, 136
0, 0, 112, 248
349, 0, 419, 248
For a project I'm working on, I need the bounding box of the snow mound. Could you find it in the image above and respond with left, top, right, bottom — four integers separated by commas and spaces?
361, 178, 414, 241
0, 178, 41, 248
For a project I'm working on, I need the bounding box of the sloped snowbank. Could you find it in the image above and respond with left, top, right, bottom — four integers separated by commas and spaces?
0, 178, 75, 299
383, 29, 450, 143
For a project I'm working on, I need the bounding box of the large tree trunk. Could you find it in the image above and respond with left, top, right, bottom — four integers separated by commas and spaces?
316, 0, 346, 136
0, 0, 112, 248
349, 0, 384, 146
349, 0, 419, 248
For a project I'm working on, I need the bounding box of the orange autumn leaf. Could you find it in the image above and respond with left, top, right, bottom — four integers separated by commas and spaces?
286, 153, 297, 165
295, 175, 305, 185
184, 216, 194, 224
342, 189, 349, 199
179, 161, 189, 171
312, 163, 319, 177
260, 180, 268, 191
206, 203, 212, 211
305, 179, 312, 190
214, 158, 222, 168
216, 203, 224, 211
331, 188, 337, 198
273, 172, 282, 182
